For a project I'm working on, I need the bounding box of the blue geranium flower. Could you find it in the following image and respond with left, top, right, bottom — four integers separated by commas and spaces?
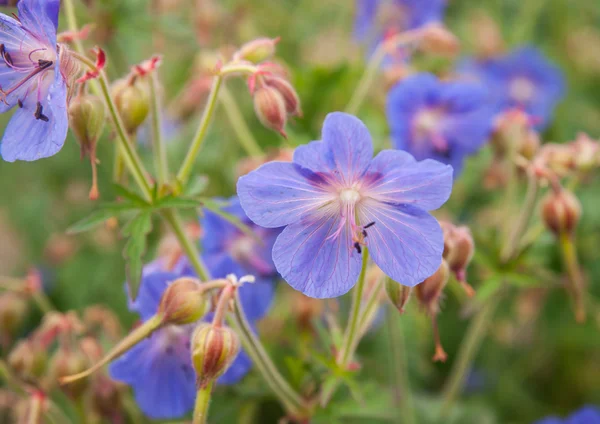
386, 73, 495, 175
237, 112, 453, 299
534, 405, 600, 424
110, 265, 255, 420
0, 0, 70, 161
458, 46, 565, 129
200, 196, 280, 321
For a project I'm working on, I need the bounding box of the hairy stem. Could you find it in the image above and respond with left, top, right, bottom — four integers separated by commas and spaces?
149, 72, 169, 186
192, 382, 213, 424
559, 232, 587, 323
220, 84, 264, 157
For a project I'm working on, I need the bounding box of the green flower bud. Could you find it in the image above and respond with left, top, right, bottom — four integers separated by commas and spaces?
234, 37, 280, 64
191, 323, 240, 388
68, 95, 106, 155
385, 279, 411, 314
158, 278, 209, 325
111, 78, 150, 133
8, 340, 47, 381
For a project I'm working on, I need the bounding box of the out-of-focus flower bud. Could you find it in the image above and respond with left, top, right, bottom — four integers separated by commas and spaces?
520, 131, 540, 160
111, 77, 150, 134
191, 323, 240, 388
234, 37, 280, 64
541, 189, 581, 236
535, 143, 575, 178
441, 222, 476, 296
415, 260, 450, 316
8, 340, 47, 380
492, 109, 532, 156
69, 95, 106, 155
420, 24, 460, 56
0, 292, 27, 343
570, 133, 600, 173
290, 291, 324, 331
263, 75, 301, 117
253, 85, 288, 137
50, 348, 91, 398
157, 278, 209, 325
90, 375, 123, 420
469, 10, 505, 59
385, 279, 411, 313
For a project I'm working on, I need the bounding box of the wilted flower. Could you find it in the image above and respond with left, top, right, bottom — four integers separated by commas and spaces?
0, 0, 74, 161
238, 112, 453, 298
110, 267, 253, 419
459, 46, 565, 129
386, 73, 495, 176
201, 197, 278, 321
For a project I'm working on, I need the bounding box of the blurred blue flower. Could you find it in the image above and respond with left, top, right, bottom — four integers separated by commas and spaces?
0, 0, 69, 162
201, 196, 279, 321
237, 112, 453, 299
110, 265, 254, 419
136, 111, 181, 146
534, 405, 600, 424
386, 73, 495, 176
458, 46, 565, 129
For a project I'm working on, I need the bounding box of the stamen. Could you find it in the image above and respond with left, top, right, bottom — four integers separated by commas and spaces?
17, 99, 23, 108
0, 44, 13, 67
354, 242, 362, 254
364, 222, 376, 229
34, 102, 49, 122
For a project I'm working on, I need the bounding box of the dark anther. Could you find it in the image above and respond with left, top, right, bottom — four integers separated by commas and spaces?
354, 242, 362, 254
0, 44, 13, 66
364, 222, 376, 229
38, 59, 53, 69
362, 229, 368, 238
165, 346, 174, 355
34, 102, 49, 122
17, 99, 23, 108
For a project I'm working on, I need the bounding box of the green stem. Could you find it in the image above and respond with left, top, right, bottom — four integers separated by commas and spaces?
500, 168, 539, 263
74, 397, 88, 424
220, 84, 264, 157
338, 248, 370, 366
320, 249, 370, 406
229, 292, 308, 418
439, 295, 501, 417
60, 315, 163, 384
149, 72, 169, 186
559, 232, 586, 323
346, 30, 422, 115
161, 209, 210, 281
357, 275, 385, 342
32, 292, 54, 314
192, 382, 213, 424
62, 0, 85, 55
386, 309, 416, 424
177, 75, 223, 186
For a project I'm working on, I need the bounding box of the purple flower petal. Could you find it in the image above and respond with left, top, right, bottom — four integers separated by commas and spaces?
0, 71, 68, 161
273, 214, 362, 298
237, 161, 333, 228
361, 203, 443, 286
365, 149, 453, 210
17, 0, 60, 45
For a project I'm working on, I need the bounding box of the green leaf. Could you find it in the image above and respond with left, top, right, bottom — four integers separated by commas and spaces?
113, 184, 151, 207
153, 196, 203, 211
67, 203, 140, 234
122, 211, 153, 300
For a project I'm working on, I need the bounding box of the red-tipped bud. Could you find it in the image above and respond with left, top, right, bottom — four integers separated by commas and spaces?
0, 292, 27, 342
253, 85, 288, 137
191, 323, 241, 388
541, 189, 581, 236
385, 279, 411, 314
415, 260, 450, 316
420, 24, 460, 56
50, 348, 91, 398
441, 222, 476, 296
8, 340, 47, 381
263, 75, 302, 116
234, 37, 280, 64
157, 278, 209, 325
111, 77, 150, 133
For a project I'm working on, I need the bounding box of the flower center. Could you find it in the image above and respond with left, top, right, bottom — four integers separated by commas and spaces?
413, 108, 448, 153
509, 77, 536, 103
339, 188, 361, 205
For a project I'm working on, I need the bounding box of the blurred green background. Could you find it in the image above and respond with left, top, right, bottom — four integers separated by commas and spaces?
0, 0, 599, 423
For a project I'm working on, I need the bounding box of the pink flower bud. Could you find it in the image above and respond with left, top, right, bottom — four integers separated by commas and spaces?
253, 85, 288, 137
420, 24, 460, 56
415, 260, 450, 316
157, 277, 209, 325
263, 75, 302, 116
234, 37, 280, 64
541, 189, 581, 236
191, 323, 241, 388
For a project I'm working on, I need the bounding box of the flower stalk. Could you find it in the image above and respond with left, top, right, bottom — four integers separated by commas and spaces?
193, 381, 214, 424
220, 84, 264, 157
149, 71, 169, 186
559, 232, 586, 323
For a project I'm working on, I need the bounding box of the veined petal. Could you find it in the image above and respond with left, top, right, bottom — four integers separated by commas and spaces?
365, 150, 453, 210
273, 214, 362, 298
17, 0, 60, 45
1, 70, 68, 161
319, 112, 374, 185
237, 161, 333, 228
361, 203, 443, 287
